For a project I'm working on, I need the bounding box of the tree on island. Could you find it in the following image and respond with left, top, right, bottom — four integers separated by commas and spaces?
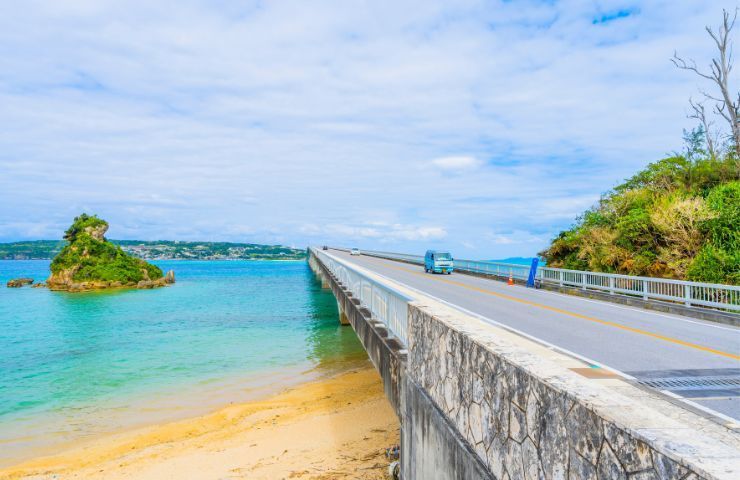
48, 214, 174, 291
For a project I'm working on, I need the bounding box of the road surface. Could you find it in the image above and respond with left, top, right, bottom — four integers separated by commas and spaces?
329, 249, 740, 421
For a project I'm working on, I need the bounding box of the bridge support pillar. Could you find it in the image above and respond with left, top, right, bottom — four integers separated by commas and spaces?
337, 300, 350, 325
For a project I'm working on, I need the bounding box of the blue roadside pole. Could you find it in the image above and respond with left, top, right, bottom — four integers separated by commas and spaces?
526, 258, 539, 288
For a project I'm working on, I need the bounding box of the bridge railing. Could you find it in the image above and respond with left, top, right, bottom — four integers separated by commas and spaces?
356, 249, 740, 311
538, 267, 740, 310
312, 248, 412, 345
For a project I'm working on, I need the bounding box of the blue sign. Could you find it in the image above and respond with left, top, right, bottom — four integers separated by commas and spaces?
526, 258, 539, 288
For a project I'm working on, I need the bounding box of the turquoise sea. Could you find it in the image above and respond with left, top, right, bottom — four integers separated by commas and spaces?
0, 260, 365, 466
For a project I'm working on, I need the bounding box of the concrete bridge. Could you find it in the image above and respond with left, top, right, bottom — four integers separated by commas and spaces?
308, 247, 739, 480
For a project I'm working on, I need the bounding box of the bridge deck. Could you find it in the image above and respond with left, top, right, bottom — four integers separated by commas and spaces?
329, 249, 740, 421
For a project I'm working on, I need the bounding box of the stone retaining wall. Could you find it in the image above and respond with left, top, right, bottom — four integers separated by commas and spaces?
406, 303, 736, 480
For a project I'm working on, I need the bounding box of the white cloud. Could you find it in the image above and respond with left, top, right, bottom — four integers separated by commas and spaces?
0, 0, 737, 258
486, 230, 549, 246
304, 223, 447, 243
392, 226, 447, 241
430, 156, 483, 172
489, 235, 515, 245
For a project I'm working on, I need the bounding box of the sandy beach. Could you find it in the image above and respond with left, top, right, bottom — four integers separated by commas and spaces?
0, 363, 399, 480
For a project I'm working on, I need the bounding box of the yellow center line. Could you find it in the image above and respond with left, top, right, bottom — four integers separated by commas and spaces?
372, 259, 740, 361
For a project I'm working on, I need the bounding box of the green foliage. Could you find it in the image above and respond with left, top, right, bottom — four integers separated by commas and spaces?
541, 145, 740, 284
51, 214, 163, 283
686, 181, 740, 284
542, 230, 588, 271
702, 181, 740, 248
687, 244, 740, 284
615, 156, 691, 193
63, 214, 108, 242
0, 240, 306, 260
615, 154, 738, 195
0, 241, 66, 259
614, 206, 652, 249
113, 241, 306, 260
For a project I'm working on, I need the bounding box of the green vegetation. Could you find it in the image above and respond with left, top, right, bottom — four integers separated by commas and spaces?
113, 240, 306, 260
540, 145, 739, 284
62, 214, 107, 242
1, 239, 306, 260
50, 214, 163, 283
0, 241, 66, 259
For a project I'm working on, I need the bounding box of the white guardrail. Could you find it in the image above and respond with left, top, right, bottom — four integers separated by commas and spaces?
312, 248, 412, 345
357, 249, 740, 312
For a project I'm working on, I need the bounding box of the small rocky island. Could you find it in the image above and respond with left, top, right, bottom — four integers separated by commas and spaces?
42, 214, 175, 292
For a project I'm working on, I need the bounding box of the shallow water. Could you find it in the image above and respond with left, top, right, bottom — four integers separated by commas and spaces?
0, 260, 365, 465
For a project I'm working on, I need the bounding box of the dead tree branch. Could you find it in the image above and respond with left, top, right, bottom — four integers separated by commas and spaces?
673, 9, 740, 156
688, 98, 718, 159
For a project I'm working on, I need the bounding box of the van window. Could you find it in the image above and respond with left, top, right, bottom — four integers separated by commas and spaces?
435, 253, 451, 260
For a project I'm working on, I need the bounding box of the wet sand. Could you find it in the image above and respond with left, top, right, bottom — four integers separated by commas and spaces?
0, 362, 399, 480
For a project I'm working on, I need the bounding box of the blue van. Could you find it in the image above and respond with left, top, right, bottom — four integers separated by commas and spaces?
425, 250, 454, 274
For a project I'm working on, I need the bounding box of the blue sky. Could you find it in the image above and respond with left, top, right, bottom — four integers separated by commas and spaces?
0, 0, 737, 258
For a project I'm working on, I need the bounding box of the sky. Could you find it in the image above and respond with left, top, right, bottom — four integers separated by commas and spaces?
1, 0, 738, 259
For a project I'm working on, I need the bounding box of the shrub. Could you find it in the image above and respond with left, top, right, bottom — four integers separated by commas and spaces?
541, 155, 739, 284
51, 214, 163, 283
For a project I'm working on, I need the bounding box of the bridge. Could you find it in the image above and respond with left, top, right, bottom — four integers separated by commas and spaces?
308, 247, 739, 480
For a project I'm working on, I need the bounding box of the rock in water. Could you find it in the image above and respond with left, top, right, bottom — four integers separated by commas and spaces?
7, 278, 33, 288
46, 213, 173, 292
165, 270, 175, 284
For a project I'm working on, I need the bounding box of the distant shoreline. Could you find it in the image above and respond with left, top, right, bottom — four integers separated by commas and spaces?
0, 258, 307, 261
0, 240, 307, 261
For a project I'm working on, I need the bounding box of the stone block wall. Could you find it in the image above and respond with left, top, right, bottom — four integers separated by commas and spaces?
405, 304, 725, 480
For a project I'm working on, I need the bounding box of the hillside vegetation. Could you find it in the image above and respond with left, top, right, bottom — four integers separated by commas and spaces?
543, 9, 740, 285
0, 240, 306, 260
540, 152, 739, 285
49, 214, 164, 286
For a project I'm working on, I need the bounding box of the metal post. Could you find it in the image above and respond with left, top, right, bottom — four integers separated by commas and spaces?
609, 276, 614, 295
643, 280, 649, 300
684, 284, 692, 307
384, 290, 390, 326
371, 282, 375, 312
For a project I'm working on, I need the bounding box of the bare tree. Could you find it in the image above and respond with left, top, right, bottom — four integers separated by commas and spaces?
672, 8, 740, 156
688, 98, 719, 159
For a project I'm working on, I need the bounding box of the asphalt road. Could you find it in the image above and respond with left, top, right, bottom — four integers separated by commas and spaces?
329, 250, 740, 421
